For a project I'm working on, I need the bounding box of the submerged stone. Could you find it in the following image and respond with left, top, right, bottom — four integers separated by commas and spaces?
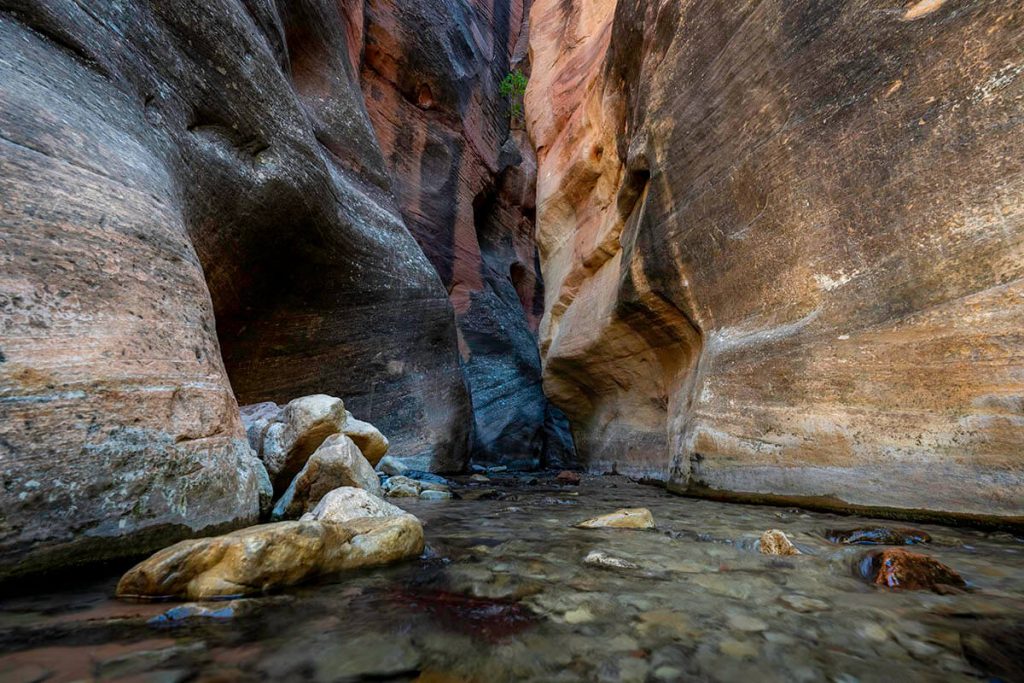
827, 527, 932, 545
116, 516, 424, 600
860, 548, 966, 592
576, 508, 655, 530
583, 550, 639, 570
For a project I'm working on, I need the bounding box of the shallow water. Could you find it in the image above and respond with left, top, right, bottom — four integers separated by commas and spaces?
2, 474, 1023, 682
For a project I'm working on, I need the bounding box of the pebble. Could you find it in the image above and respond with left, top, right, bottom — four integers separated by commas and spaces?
563, 606, 595, 624
719, 639, 759, 658
420, 489, 452, 501
727, 614, 768, 632
584, 551, 639, 570
779, 594, 830, 613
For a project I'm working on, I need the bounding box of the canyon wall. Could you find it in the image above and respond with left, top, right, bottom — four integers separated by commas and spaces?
356, 0, 575, 468
528, 0, 1024, 521
0, 0, 562, 580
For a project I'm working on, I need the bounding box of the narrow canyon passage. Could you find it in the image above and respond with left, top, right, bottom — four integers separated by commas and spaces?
1, 0, 1023, 680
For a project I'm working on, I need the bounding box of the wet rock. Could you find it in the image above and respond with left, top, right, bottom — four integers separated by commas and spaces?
383, 475, 451, 499
827, 527, 932, 545
860, 548, 966, 592
557, 470, 582, 485
116, 516, 424, 600
779, 594, 830, 613
759, 529, 800, 556
470, 474, 491, 483
420, 490, 453, 501
313, 633, 419, 681
377, 455, 409, 477
727, 614, 768, 632
406, 471, 451, 486
341, 411, 389, 466
300, 487, 409, 524
576, 508, 655, 530
149, 603, 239, 624
261, 395, 348, 491
583, 551, 639, 570
272, 435, 381, 520
383, 476, 425, 498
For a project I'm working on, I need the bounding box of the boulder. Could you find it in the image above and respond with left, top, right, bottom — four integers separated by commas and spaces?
342, 411, 389, 466
116, 516, 424, 600
575, 508, 655, 530
271, 435, 381, 520
862, 548, 966, 592
383, 476, 427, 498
261, 395, 347, 491
377, 456, 409, 477
240, 402, 283, 455
301, 487, 410, 524
759, 530, 800, 556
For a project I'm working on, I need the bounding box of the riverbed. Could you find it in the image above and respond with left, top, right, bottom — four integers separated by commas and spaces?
1, 474, 1022, 682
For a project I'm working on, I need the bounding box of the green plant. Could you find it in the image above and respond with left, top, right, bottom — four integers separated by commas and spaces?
499, 69, 528, 124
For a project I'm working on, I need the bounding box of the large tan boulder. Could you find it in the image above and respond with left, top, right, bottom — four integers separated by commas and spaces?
301, 487, 410, 524
260, 395, 347, 491
115, 516, 424, 601
342, 411, 390, 465
272, 435, 381, 520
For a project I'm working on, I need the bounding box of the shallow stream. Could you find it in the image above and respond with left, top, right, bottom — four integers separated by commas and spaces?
2, 474, 1023, 682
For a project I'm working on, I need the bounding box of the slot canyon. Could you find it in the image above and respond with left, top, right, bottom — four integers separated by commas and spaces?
0, 0, 1022, 680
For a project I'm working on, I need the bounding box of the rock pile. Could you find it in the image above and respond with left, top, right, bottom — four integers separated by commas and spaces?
117, 395, 424, 600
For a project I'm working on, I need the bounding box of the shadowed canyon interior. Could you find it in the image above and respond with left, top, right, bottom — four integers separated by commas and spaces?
0, 0, 1022, 583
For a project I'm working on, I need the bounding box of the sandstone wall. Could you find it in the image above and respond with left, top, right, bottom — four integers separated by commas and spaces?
528, 0, 1024, 521
357, 0, 575, 467
0, 0, 471, 579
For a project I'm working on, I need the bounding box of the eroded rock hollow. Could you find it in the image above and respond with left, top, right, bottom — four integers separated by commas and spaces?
527, 0, 1024, 521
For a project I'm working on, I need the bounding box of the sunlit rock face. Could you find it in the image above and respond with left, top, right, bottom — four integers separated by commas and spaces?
527, 0, 1024, 520
0, 0, 470, 579
357, 0, 576, 468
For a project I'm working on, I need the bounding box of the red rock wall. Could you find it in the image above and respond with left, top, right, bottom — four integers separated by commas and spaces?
357, 0, 575, 467
0, 0, 471, 579
528, 0, 1024, 521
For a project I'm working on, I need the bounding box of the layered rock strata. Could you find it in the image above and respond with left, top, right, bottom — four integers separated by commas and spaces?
0, 0, 469, 580
527, 0, 1024, 521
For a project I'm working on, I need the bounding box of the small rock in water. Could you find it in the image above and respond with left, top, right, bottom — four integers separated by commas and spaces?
301, 487, 409, 524
827, 526, 932, 545
420, 489, 453, 501
860, 548, 966, 592
149, 602, 239, 624
759, 529, 800, 556
583, 550, 639, 570
376, 455, 409, 477
779, 594, 830, 613
470, 473, 491, 482
576, 508, 655, 530
383, 475, 424, 497
727, 613, 768, 632
405, 470, 451, 486
556, 470, 581, 485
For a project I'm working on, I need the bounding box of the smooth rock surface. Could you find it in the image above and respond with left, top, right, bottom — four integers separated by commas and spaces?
116, 516, 425, 600
526, 0, 1024, 520
0, 0, 471, 578
342, 411, 389, 466
301, 488, 410, 525
576, 508, 655, 530
272, 435, 381, 520
261, 395, 346, 490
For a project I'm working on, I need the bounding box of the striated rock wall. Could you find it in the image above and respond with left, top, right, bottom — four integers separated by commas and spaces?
0, 0, 471, 579
528, 0, 1024, 521
357, 0, 574, 467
